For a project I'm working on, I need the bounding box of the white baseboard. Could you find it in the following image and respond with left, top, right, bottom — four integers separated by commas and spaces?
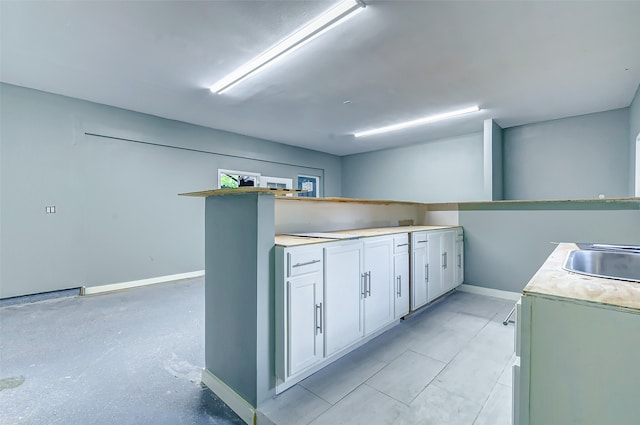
83, 270, 204, 295
458, 284, 521, 301
201, 368, 256, 425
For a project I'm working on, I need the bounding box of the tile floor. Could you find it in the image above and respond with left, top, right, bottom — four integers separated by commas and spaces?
260, 291, 516, 425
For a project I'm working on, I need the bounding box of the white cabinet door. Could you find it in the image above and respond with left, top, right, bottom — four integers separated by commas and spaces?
394, 250, 410, 319
287, 273, 323, 376
440, 230, 456, 293
411, 232, 428, 310
363, 237, 394, 335
324, 241, 364, 357
427, 231, 443, 301
455, 228, 464, 286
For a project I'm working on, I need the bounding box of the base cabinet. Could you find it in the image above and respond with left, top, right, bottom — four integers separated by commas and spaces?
363, 237, 394, 336
324, 241, 364, 357
277, 227, 462, 392
393, 235, 410, 319
411, 228, 463, 311
515, 294, 640, 425
411, 232, 428, 310
276, 245, 325, 387
287, 273, 323, 376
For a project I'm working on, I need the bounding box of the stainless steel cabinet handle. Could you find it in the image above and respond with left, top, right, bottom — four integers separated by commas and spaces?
458, 253, 461, 268
442, 252, 447, 269
366, 271, 371, 296
396, 243, 409, 247
417, 240, 427, 244
361, 273, 367, 298
397, 276, 401, 297
425, 264, 429, 282
292, 259, 321, 268
315, 303, 323, 334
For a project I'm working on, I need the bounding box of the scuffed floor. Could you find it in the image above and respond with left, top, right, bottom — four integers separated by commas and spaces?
0, 278, 244, 425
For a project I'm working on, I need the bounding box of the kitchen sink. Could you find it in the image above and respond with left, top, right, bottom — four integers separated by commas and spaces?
563, 249, 640, 283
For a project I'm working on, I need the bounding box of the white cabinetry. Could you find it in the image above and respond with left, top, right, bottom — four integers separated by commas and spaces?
411, 228, 463, 310
393, 235, 410, 319
411, 232, 428, 310
454, 228, 464, 286
363, 237, 394, 335
324, 241, 364, 357
325, 236, 396, 355
276, 245, 324, 389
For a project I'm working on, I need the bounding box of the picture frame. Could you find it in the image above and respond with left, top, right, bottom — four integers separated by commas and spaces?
297, 175, 320, 197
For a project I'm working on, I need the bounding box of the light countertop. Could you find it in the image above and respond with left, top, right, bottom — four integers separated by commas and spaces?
275, 225, 460, 247
523, 243, 640, 311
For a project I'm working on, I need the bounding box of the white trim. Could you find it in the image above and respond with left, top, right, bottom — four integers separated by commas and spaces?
457, 284, 521, 301
259, 176, 293, 190
201, 368, 256, 425
83, 270, 204, 295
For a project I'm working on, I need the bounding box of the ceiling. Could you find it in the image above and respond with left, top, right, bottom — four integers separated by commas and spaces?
2, 1, 639, 156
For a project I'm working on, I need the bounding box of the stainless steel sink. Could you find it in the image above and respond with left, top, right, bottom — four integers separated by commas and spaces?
563, 249, 640, 283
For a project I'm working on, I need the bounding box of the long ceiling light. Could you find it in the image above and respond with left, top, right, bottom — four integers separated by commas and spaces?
210, 0, 366, 95
353, 106, 482, 138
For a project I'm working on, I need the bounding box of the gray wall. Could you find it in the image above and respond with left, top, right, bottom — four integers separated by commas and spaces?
341, 132, 485, 203
503, 108, 630, 200
0, 83, 342, 298
630, 84, 640, 195
459, 201, 640, 293
204, 193, 275, 406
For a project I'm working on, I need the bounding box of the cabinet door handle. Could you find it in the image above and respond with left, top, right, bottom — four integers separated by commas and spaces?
425, 264, 429, 282
396, 243, 409, 247
442, 252, 447, 269
397, 275, 401, 297
292, 259, 321, 268
361, 273, 367, 298
315, 303, 323, 334
458, 253, 461, 268
417, 240, 427, 244
366, 271, 372, 296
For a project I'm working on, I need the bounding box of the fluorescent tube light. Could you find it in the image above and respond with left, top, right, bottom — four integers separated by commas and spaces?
210, 0, 366, 94
353, 106, 482, 138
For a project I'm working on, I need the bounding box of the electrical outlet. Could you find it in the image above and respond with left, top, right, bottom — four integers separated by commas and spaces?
45, 206, 56, 214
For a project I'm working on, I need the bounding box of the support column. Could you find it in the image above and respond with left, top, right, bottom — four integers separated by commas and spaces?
201, 192, 275, 424
483, 118, 504, 201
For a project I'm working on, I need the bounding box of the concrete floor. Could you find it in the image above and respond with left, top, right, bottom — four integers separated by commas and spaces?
0, 278, 244, 425
1, 279, 516, 425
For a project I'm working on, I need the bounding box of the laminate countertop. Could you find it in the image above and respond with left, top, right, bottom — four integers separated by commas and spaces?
523, 243, 640, 311
275, 225, 460, 247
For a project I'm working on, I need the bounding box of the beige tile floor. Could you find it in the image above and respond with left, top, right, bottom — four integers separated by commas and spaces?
260, 291, 516, 425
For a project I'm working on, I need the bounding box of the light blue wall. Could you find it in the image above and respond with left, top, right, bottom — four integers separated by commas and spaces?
503, 109, 630, 200
459, 201, 640, 293
204, 193, 275, 406
0, 83, 342, 298
629, 84, 640, 195
341, 132, 485, 203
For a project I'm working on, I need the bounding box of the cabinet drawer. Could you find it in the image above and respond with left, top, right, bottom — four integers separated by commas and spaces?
287, 249, 323, 277
393, 234, 409, 253
412, 232, 428, 246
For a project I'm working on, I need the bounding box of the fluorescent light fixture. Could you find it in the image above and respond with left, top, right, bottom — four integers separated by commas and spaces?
353, 106, 482, 138
210, 0, 366, 94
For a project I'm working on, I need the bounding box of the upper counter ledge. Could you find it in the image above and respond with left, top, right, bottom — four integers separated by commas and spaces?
179, 187, 307, 197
